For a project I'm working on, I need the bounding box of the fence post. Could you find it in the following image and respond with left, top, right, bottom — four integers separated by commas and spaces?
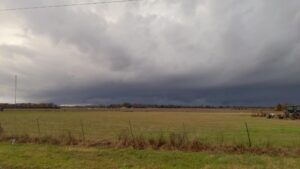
182, 123, 188, 142
128, 120, 135, 143
245, 122, 252, 147
14, 116, 17, 136
67, 130, 73, 145
36, 118, 41, 138
80, 120, 85, 143
0, 122, 3, 135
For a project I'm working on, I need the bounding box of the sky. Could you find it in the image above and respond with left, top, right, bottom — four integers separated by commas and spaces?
0, 0, 300, 106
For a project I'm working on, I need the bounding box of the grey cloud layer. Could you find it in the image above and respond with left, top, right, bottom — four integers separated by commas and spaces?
1, 0, 300, 105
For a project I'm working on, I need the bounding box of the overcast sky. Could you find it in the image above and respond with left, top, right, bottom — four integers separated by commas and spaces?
0, 0, 300, 106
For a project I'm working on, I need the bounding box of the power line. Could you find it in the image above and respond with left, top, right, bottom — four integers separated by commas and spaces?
0, 0, 140, 12
14, 75, 17, 104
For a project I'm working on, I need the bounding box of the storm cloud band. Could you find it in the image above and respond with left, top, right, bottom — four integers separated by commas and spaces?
0, 0, 300, 105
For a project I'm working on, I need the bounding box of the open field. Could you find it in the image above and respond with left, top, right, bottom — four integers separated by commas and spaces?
0, 108, 300, 147
1, 108, 300, 169
0, 143, 300, 169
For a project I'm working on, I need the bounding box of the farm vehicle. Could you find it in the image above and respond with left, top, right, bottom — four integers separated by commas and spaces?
252, 105, 300, 119
284, 105, 300, 119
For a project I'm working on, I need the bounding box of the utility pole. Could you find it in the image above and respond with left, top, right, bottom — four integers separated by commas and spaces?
14, 75, 17, 104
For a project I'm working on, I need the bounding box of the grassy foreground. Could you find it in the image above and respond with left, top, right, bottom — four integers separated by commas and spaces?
0, 143, 300, 169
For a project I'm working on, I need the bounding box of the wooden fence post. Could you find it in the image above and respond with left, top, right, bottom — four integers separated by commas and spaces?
245, 122, 252, 147
36, 118, 41, 138
128, 120, 135, 143
80, 120, 85, 143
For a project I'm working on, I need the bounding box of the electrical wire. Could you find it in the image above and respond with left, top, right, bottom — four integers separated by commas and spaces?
0, 0, 140, 12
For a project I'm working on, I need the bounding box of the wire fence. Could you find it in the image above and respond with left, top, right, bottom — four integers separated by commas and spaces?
1, 117, 300, 148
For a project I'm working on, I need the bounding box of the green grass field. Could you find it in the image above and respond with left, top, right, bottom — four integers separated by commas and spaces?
0, 108, 300, 147
1, 108, 300, 169
0, 143, 300, 169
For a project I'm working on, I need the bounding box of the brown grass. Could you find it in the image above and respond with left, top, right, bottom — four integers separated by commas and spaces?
115, 130, 300, 156
1, 131, 300, 156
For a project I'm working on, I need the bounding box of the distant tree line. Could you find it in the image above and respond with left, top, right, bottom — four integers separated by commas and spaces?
275, 103, 288, 111
63, 102, 272, 109
0, 102, 278, 111
0, 103, 59, 110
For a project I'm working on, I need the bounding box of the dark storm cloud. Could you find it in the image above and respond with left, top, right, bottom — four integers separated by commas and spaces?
28, 82, 300, 106
1, 0, 300, 105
